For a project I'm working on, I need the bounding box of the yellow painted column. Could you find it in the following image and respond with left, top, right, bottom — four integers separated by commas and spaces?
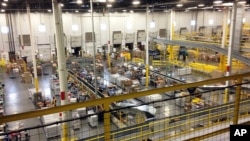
168, 45, 174, 61
219, 55, 226, 72
34, 77, 39, 92
104, 103, 111, 141
233, 78, 242, 124
61, 123, 69, 141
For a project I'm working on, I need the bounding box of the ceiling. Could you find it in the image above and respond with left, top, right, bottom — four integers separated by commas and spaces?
1, 0, 250, 13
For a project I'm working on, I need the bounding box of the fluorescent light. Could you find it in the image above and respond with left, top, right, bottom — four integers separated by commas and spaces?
107, 4, 112, 8
123, 9, 127, 12
75, 10, 79, 13
243, 18, 246, 23
1, 9, 5, 12
132, 1, 140, 5
95, 0, 106, 2
48, 9, 52, 12
176, 4, 183, 7
222, 2, 233, 6
191, 20, 196, 26
238, 1, 246, 4
126, 22, 132, 30
76, 0, 83, 4
108, 0, 115, 2
130, 10, 134, 13
198, 4, 204, 7
218, 9, 222, 12
209, 19, 214, 25
2, 3, 7, 6
101, 23, 107, 31
1, 26, 9, 34
72, 24, 79, 31
187, 6, 197, 10
174, 21, 176, 27
213, 0, 222, 4
39, 24, 46, 32
60, 3, 64, 7
150, 21, 156, 28
4, 0, 8, 2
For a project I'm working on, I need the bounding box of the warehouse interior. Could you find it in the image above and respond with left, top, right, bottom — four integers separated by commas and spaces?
1, 0, 250, 141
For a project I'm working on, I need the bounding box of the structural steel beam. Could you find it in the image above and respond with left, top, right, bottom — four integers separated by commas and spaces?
154, 39, 250, 66
1, 72, 250, 124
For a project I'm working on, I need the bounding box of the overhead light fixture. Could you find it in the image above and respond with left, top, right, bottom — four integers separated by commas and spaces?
174, 21, 176, 27
123, 9, 127, 12
93, 0, 106, 2
150, 21, 156, 28
187, 6, 197, 10
202, 6, 213, 9
1, 3, 7, 6
75, 10, 79, 13
72, 24, 79, 31
243, 18, 246, 23
217, 9, 222, 11
126, 22, 132, 30
238, 1, 246, 4
107, 4, 112, 8
48, 9, 52, 12
222, 2, 233, 6
191, 20, 196, 26
39, 24, 46, 32
108, 0, 115, 2
101, 23, 107, 31
88, 9, 92, 12
1, 26, 9, 34
76, 0, 83, 4
209, 19, 214, 25
60, 3, 64, 7
198, 4, 204, 7
213, 0, 222, 4
176, 4, 183, 7
4, 0, 8, 2
1, 9, 5, 12
132, 0, 140, 5
130, 10, 134, 13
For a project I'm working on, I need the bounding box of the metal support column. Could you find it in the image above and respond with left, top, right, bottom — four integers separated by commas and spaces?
233, 78, 242, 124
225, 2, 237, 103
52, 0, 71, 140
104, 103, 111, 141
145, 6, 149, 88
27, 2, 39, 92
107, 10, 111, 69
168, 10, 175, 62
220, 8, 229, 72
90, 0, 98, 95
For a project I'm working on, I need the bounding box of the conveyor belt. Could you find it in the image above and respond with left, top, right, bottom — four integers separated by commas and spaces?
154, 39, 250, 66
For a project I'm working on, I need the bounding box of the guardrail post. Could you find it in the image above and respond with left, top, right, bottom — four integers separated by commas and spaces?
233, 78, 242, 124
104, 103, 111, 141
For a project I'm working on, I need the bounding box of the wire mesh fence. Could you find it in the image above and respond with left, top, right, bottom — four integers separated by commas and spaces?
1, 79, 250, 141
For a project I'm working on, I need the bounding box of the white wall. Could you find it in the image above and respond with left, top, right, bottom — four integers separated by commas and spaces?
0, 8, 250, 61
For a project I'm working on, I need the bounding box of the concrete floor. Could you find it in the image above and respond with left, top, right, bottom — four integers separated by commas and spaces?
0, 64, 236, 141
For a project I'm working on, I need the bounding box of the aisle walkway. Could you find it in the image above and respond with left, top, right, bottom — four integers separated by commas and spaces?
0, 67, 53, 141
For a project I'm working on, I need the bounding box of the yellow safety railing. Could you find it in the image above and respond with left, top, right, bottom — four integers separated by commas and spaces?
0, 72, 250, 141
132, 57, 144, 64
